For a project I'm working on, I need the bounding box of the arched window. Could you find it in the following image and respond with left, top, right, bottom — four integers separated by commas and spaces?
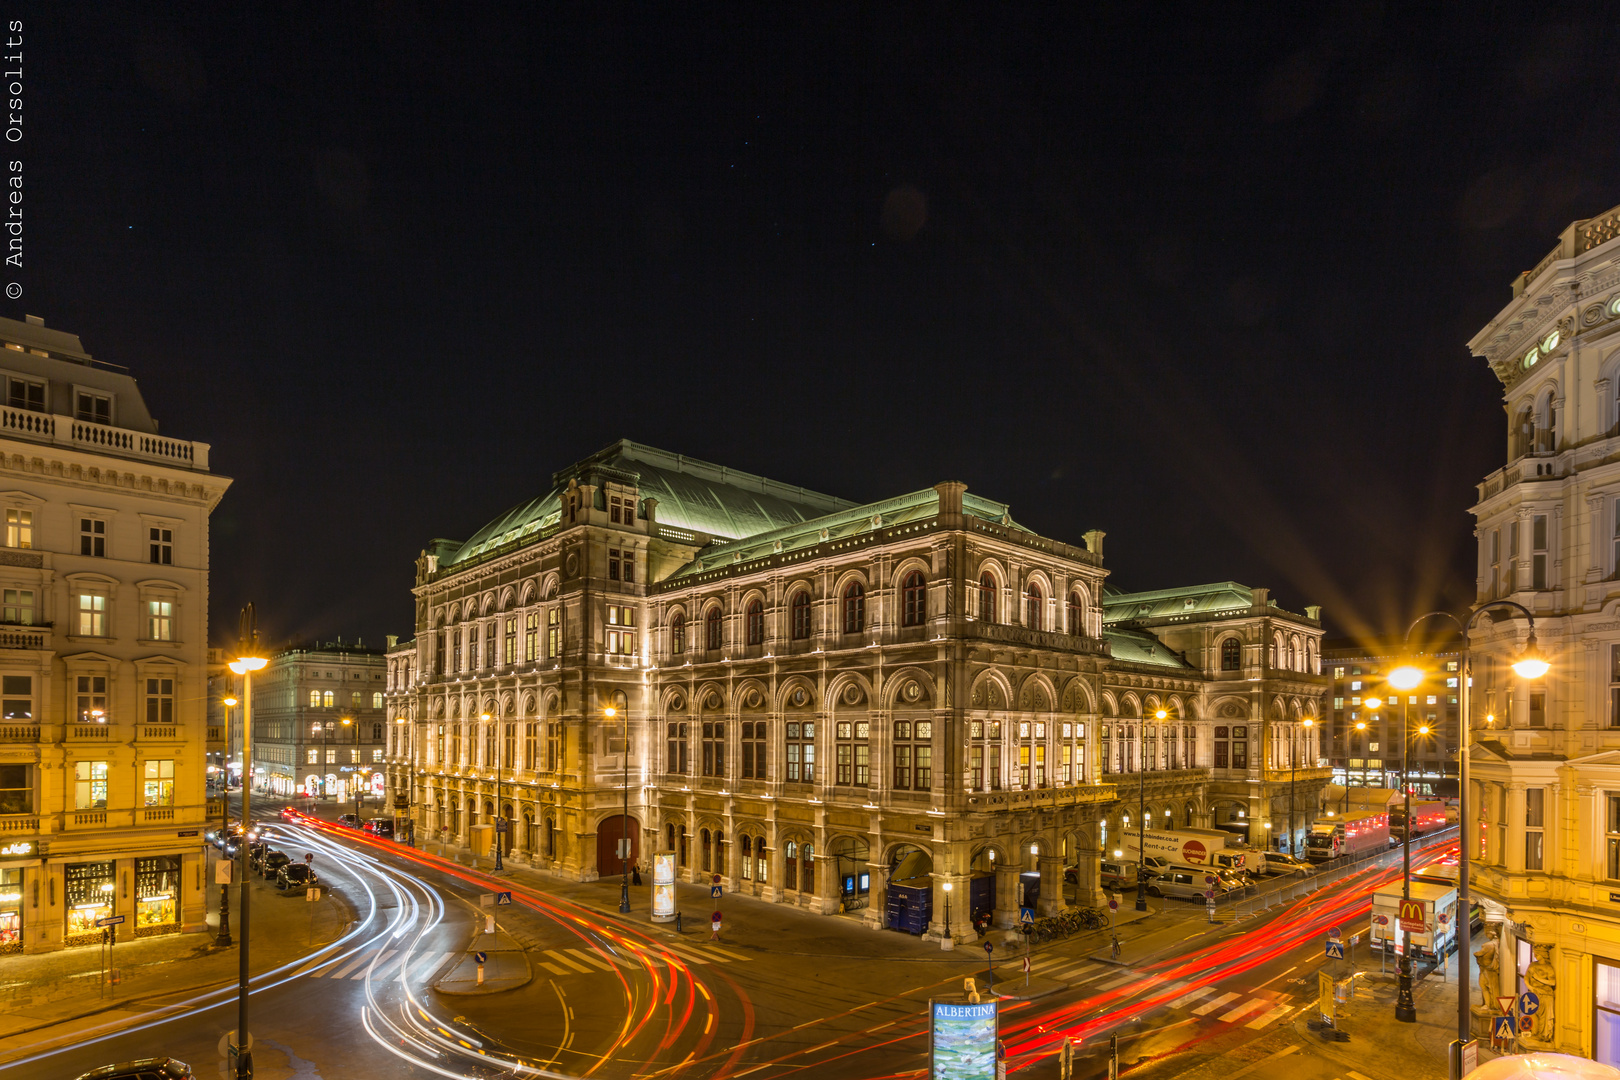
745, 599, 764, 645
1537, 390, 1558, 453
1067, 591, 1083, 635
309, 689, 320, 708
1220, 637, 1241, 671
785, 839, 798, 891
701, 828, 712, 872
705, 607, 722, 651
741, 834, 753, 880
979, 573, 996, 622
901, 571, 926, 627
1024, 584, 1043, 630
790, 591, 812, 639
372, 691, 383, 709
842, 582, 865, 634
323, 690, 334, 708
670, 612, 686, 654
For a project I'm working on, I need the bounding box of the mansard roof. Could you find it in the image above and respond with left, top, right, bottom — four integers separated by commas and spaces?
664, 485, 1020, 580
446, 440, 857, 567
1104, 626, 1195, 670
1101, 581, 1256, 623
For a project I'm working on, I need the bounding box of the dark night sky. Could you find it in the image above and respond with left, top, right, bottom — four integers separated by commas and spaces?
12, 5, 1618, 648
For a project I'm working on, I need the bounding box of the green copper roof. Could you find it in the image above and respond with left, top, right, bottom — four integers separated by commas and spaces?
1104, 627, 1194, 669
665, 487, 1021, 579
447, 441, 858, 567
1101, 581, 1255, 623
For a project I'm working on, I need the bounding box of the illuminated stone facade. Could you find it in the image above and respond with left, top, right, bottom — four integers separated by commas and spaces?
386, 441, 1327, 939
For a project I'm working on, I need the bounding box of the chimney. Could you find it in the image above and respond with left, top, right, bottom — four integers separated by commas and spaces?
1083, 529, 1106, 558
933, 481, 967, 517
386, 634, 399, 649
1304, 605, 1322, 622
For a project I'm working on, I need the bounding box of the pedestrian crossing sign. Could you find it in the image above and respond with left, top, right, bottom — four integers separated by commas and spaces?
711, 885, 722, 898
1019, 907, 1035, 926
1325, 939, 1344, 959
1492, 1016, 1516, 1041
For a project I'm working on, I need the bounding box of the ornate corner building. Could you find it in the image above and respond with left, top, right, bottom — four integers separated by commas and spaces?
0, 315, 228, 953
383, 441, 1328, 940
1467, 203, 1620, 1059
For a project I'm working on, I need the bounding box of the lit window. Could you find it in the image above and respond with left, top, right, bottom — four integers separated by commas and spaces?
309, 689, 321, 708
1350, 681, 1361, 691
323, 690, 334, 708
372, 691, 382, 709
76, 593, 106, 637
146, 599, 173, 641
142, 759, 175, 806
5, 508, 30, 549
607, 604, 636, 655
2, 588, 32, 625
307, 748, 318, 764
74, 760, 108, 809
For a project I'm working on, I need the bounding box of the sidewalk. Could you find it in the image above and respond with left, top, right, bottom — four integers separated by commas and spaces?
0, 869, 352, 1050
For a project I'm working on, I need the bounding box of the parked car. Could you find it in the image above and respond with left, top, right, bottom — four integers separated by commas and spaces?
75, 1057, 192, 1080
337, 813, 360, 828
1261, 852, 1314, 876
363, 817, 394, 838
1145, 868, 1244, 901
259, 850, 291, 879
277, 863, 319, 891
245, 841, 270, 869
1100, 860, 1139, 890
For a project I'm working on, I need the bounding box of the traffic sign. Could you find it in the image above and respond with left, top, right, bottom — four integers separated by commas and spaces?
1497, 995, 1516, 1016
1205, 875, 1218, 885
480, 892, 494, 908
1022, 956, 1031, 975
1398, 899, 1426, 933
983, 941, 994, 957
474, 951, 487, 964
1519, 990, 1541, 1016
1325, 939, 1344, 960
1019, 907, 1035, 926
1204, 889, 1215, 900
494, 891, 512, 906
711, 885, 722, 899
95, 915, 124, 928
1492, 1016, 1516, 1041
1519, 1014, 1535, 1034
1108, 897, 1118, 911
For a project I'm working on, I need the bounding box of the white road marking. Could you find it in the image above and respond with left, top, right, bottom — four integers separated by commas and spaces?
1193, 991, 1241, 1015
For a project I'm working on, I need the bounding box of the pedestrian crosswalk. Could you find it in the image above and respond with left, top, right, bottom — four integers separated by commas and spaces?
296, 947, 461, 982
1018, 951, 1301, 1033
291, 938, 753, 983
536, 940, 751, 978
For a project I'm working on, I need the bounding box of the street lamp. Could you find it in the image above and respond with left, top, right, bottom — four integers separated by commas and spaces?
1290, 717, 1314, 857
1385, 661, 1424, 1024
227, 607, 267, 1080
1401, 604, 1547, 1075
941, 879, 954, 951
216, 695, 238, 948
608, 704, 631, 913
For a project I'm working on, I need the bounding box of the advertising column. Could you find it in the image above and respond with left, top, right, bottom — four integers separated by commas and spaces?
930, 999, 998, 1080
652, 850, 676, 923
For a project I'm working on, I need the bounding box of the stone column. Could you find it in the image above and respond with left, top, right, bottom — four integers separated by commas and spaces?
1073, 843, 1104, 908
863, 860, 886, 931
1037, 854, 1067, 915
1506, 783, 1527, 873
994, 865, 1022, 929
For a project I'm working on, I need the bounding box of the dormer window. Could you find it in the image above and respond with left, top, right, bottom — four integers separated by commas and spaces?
609, 493, 637, 525
6, 377, 42, 412
75, 391, 110, 425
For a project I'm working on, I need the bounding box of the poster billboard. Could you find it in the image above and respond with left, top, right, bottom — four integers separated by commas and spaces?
652, 851, 676, 922
930, 999, 997, 1080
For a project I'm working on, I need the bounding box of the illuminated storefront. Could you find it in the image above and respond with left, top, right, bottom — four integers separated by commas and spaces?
135, 855, 180, 935
0, 866, 21, 952
65, 860, 116, 943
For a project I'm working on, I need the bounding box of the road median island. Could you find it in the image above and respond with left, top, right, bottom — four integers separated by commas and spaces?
433, 926, 533, 996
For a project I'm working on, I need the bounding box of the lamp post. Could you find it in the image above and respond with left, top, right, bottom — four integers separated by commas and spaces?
1385, 662, 1424, 1023
1398, 605, 1547, 1075
608, 704, 631, 913
216, 695, 238, 948
942, 879, 954, 951
228, 607, 267, 1079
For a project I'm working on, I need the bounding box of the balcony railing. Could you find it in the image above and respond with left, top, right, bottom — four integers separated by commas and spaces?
0, 403, 210, 470
67, 723, 112, 740
0, 724, 37, 742
139, 725, 179, 741
142, 807, 175, 823
0, 626, 48, 650
0, 814, 37, 833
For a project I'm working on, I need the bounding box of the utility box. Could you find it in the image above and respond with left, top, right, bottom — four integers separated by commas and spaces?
469, 823, 494, 857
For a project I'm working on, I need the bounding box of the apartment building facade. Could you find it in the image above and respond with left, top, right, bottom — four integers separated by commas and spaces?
0, 315, 227, 953
250, 641, 387, 801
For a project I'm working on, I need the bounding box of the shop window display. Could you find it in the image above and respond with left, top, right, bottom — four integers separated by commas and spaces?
0, 867, 20, 952
135, 855, 180, 934
65, 860, 115, 941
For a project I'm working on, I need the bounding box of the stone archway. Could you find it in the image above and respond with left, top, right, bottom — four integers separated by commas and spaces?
596, 814, 640, 878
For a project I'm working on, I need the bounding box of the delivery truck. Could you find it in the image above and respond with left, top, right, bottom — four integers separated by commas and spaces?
1369, 880, 1458, 962
1389, 799, 1447, 842
1123, 828, 1251, 875
1304, 810, 1389, 862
